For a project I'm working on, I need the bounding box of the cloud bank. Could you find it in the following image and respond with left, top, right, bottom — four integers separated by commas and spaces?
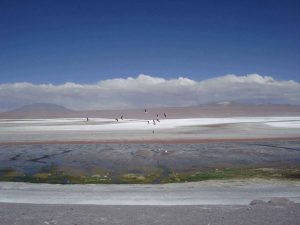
1, 74, 300, 111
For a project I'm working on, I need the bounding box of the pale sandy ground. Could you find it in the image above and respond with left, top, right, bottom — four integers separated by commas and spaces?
1, 180, 300, 205
0, 180, 300, 225
0, 201, 300, 225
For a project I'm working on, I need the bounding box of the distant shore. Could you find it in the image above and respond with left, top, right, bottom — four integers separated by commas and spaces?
1, 117, 300, 143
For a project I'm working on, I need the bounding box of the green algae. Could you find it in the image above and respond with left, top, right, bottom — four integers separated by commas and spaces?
162, 167, 300, 183
1, 167, 300, 184
118, 171, 162, 184
0, 168, 25, 181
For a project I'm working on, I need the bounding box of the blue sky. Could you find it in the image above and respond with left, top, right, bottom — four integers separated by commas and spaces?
0, 0, 299, 84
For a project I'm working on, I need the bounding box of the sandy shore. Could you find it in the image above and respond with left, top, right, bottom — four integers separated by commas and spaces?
1, 180, 300, 225
1, 201, 299, 225
1, 136, 300, 145
1, 179, 300, 205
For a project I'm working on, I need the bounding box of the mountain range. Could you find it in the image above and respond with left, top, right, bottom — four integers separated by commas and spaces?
1, 102, 300, 119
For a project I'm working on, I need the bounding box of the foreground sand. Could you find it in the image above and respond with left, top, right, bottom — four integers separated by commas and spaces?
1, 179, 300, 205
1, 180, 300, 225
1, 201, 299, 225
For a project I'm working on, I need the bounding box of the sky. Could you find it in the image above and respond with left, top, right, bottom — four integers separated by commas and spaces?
0, 0, 300, 110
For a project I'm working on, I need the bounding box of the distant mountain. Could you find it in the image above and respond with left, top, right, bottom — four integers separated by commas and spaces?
0, 103, 300, 119
10, 103, 72, 113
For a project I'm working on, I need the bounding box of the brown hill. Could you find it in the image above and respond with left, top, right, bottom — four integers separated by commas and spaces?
1, 103, 300, 119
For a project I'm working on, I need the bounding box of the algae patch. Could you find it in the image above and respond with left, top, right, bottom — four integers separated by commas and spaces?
1, 167, 300, 184
119, 172, 161, 184
162, 167, 300, 183
0, 168, 25, 181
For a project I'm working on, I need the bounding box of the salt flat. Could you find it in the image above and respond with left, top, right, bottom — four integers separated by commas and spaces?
0, 117, 300, 143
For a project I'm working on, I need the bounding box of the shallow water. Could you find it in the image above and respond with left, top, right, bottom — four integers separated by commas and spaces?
1, 141, 300, 181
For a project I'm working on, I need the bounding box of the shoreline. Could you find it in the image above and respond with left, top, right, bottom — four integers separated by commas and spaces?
1, 136, 300, 145
1, 179, 300, 205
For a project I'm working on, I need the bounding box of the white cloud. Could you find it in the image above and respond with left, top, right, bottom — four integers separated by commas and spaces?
0, 74, 300, 111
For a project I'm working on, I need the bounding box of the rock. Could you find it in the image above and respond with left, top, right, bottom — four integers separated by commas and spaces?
249, 200, 267, 206
267, 197, 295, 205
